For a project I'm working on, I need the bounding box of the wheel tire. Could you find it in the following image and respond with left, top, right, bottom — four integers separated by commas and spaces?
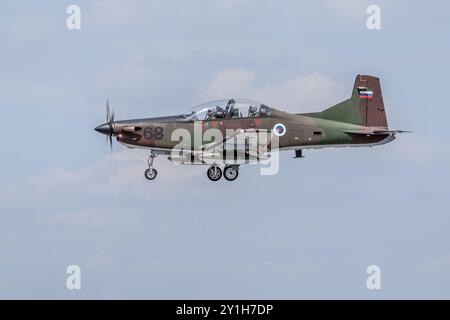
207, 165, 222, 181
224, 165, 239, 181
144, 168, 158, 180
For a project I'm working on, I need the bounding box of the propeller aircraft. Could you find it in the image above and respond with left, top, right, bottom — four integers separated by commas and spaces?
95, 74, 407, 182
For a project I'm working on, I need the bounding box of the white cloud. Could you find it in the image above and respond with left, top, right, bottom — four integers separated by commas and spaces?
95, 55, 152, 100
200, 69, 347, 112
199, 69, 254, 100
0, 148, 204, 210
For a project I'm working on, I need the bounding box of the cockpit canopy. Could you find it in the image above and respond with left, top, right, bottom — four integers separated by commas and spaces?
183, 99, 272, 121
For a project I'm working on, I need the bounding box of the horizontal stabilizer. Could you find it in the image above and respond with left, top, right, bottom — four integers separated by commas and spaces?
343, 129, 412, 136
373, 130, 412, 135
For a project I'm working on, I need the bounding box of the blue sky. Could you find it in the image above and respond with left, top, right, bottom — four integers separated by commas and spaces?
0, 0, 449, 298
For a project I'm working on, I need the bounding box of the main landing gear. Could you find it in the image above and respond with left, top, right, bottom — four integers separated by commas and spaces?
207, 165, 222, 181
207, 164, 239, 182
144, 151, 158, 181
143, 151, 240, 182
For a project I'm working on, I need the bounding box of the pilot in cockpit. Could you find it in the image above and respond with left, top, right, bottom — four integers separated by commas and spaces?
248, 105, 258, 117
259, 104, 272, 116
205, 109, 214, 120
214, 105, 226, 118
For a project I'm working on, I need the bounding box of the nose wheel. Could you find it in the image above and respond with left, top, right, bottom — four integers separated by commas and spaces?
144, 151, 158, 181
144, 168, 158, 180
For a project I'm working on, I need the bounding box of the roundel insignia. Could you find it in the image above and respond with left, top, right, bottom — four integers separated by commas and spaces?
273, 123, 286, 136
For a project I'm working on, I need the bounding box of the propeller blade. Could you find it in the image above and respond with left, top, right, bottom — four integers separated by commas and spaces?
104, 99, 115, 152
106, 99, 110, 123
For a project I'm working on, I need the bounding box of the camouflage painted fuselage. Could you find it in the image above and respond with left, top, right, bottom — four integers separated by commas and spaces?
113, 109, 391, 153
103, 75, 396, 162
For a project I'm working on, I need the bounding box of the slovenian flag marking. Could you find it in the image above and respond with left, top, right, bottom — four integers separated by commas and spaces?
359, 90, 373, 99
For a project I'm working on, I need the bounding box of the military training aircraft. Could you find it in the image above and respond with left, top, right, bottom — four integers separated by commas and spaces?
95, 74, 406, 182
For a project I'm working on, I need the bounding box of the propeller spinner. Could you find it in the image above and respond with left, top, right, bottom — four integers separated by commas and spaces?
95, 100, 116, 150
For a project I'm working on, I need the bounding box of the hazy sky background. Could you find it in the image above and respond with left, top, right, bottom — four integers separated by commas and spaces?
0, 0, 449, 298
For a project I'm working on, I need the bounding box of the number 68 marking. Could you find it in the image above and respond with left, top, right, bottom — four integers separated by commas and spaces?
144, 127, 164, 140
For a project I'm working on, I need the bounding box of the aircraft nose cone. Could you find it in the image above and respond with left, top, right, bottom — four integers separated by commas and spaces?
95, 123, 112, 135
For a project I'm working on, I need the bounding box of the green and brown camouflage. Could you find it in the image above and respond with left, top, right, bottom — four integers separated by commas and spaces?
96, 74, 397, 158
95, 74, 407, 180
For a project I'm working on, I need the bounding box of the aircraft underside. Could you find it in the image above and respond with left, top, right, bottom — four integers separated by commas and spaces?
123, 133, 395, 182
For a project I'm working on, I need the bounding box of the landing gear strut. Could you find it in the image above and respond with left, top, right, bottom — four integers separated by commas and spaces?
144, 151, 158, 181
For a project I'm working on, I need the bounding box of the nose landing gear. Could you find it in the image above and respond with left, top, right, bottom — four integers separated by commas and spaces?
144, 151, 158, 181
144, 168, 157, 180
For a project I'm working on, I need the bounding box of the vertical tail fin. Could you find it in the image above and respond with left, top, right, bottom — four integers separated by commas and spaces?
314, 74, 388, 128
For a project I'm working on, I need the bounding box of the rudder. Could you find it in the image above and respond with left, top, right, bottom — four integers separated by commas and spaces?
313, 74, 388, 128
